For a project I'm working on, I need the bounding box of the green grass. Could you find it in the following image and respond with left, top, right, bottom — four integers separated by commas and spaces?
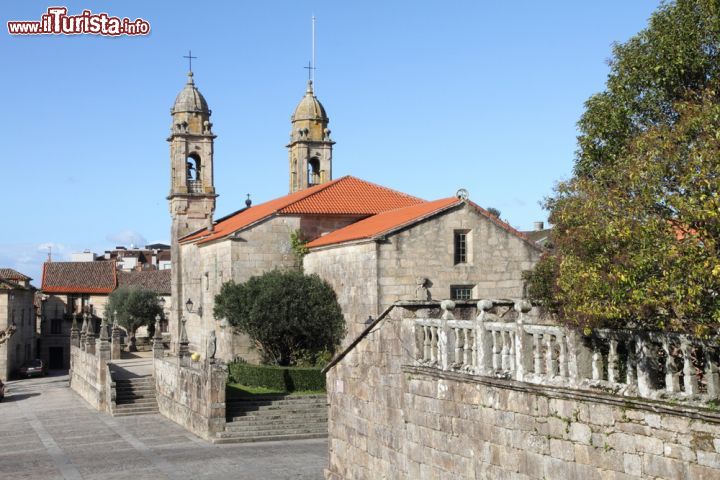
226, 383, 325, 398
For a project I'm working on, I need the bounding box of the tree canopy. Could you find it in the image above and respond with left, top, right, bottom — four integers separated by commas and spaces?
526, 0, 720, 335
214, 269, 345, 366
106, 286, 163, 338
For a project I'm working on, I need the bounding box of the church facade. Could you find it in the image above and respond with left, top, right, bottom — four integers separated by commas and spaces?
168, 73, 542, 363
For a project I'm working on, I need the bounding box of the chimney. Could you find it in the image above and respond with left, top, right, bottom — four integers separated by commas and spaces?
533, 221, 544, 231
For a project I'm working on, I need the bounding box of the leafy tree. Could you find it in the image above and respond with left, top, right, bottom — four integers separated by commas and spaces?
214, 269, 345, 366
486, 207, 501, 218
107, 286, 163, 348
526, 0, 720, 335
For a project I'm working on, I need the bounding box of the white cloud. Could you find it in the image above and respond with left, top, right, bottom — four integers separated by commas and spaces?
106, 230, 147, 248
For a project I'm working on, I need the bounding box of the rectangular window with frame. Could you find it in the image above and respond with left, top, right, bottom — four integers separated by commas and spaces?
454, 230, 470, 264
451, 285, 474, 301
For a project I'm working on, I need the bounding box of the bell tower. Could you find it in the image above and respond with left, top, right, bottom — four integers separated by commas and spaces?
287, 80, 334, 193
168, 70, 217, 239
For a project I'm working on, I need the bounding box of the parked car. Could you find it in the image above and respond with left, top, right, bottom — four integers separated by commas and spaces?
0, 380, 4, 401
19, 359, 46, 378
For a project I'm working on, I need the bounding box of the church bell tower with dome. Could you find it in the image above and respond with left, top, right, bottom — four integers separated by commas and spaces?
287, 80, 334, 193
167, 70, 217, 239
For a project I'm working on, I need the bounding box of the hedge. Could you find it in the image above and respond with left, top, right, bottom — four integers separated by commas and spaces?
228, 362, 325, 392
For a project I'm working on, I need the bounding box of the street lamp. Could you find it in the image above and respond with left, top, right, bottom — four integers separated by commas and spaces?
185, 298, 202, 316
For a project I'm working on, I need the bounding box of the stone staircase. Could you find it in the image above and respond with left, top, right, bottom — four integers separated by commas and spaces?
214, 394, 328, 444
111, 376, 159, 417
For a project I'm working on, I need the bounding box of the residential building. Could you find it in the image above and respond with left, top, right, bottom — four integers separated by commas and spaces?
0, 268, 36, 379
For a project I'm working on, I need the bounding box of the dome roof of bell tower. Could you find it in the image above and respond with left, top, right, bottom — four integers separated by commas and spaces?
172, 72, 210, 114
291, 80, 327, 122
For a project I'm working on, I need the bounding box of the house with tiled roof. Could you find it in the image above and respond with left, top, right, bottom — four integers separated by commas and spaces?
0, 268, 36, 379
39, 261, 170, 369
166, 73, 543, 363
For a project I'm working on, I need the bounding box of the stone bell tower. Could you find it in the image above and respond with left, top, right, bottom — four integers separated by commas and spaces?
168, 70, 216, 238
167, 69, 216, 352
287, 80, 334, 193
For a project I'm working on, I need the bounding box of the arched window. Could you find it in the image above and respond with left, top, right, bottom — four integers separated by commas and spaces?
186, 154, 202, 192
308, 157, 320, 186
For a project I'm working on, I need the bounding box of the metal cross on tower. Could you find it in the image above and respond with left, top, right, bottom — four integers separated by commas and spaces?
183, 50, 197, 72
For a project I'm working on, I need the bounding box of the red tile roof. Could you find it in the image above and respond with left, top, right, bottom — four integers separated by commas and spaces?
0, 268, 31, 282
117, 270, 171, 295
306, 198, 461, 248
306, 198, 541, 250
182, 176, 424, 245
41, 261, 117, 294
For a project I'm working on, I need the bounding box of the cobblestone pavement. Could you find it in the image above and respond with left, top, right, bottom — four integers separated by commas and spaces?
0, 373, 328, 479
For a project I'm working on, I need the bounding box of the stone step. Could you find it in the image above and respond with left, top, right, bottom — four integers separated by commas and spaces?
227, 407, 326, 419
116, 398, 158, 407
227, 401, 326, 412
212, 432, 327, 444
225, 411, 327, 426
112, 404, 159, 414
115, 393, 156, 401
226, 400, 327, 409
216, 426, 328, 439
226, 394, 326, 403
225, 416, 327, 431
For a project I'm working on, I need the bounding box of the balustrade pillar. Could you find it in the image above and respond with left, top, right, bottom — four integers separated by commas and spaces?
664, 339, 681, 393
475, 300, 494, 374
558, 335, 568, 379
705, 350, 720, 399
681, 339, 699, 395
591, 340, 603, 381
546, 334, 558, 378
514, 300, 533, 381
533, 333, 543, 376
438, 300, 454, 371
636, 336, 659, 397
607, 339, 620, 384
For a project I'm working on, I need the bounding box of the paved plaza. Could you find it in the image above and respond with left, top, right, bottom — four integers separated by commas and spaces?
0, 373, 327, 479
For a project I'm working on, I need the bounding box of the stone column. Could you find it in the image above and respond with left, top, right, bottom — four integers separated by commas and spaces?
475, 300, 494, 375
439, 300, 454, 371
70, 313, 80, 348
111, 317, 121, 360
513, 300, 533, 382
206, 362, 228, 436
85, 315, 96, 356
153, 315, 164, 359
80, 313, 88, 350
97, 317, 111, 412
178, 316, 190, 367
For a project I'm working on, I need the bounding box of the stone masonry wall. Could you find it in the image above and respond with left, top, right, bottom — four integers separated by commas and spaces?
304, 242, 379, 345
376, 203, 540, 307
69, 345, 103, 411
325, 303, 720, 479
154, 356, 227, 440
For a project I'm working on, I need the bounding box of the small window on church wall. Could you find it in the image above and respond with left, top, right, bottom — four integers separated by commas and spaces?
451, 285, 474, 300
308, 157, 320, 186
454, 230, 470, 264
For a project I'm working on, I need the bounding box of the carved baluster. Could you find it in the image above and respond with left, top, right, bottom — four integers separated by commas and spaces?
533, 333, 543, 375
430, 327, 437, 364
546, 334, 558, 378
681, 339, 699, 395
626, 340, 637, 386
705, 348, 720, 399
475, 300, 494, 374
463, 329, 471, 368
664, 338, 680, 393
508, 332, 516, 373
501, 331, 511, 373
492, 330, 501, 372
454, 327, 463, 365
558, 334, 568, 379
423, 325, 431, 361
591, 340, 603, 381
636, 337, 659, 397
608, 339, 620, 384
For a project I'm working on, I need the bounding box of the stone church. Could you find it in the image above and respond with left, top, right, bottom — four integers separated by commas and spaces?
167, 72, 542, 363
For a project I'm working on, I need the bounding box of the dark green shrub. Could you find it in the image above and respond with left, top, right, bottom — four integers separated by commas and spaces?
228, 362, 325, 392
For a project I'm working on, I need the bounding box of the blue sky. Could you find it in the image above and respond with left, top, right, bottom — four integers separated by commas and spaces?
1, 1, 661, 283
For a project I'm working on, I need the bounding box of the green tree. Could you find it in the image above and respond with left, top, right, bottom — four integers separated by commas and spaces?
526, 0, 720, 335
214, 269, 345, 366
107, 286, 163, 349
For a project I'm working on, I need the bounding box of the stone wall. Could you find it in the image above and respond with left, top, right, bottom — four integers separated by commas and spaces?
304, 242, 379, 344
69, 344, 110, 411
0, 288, 36, 380
153, 356, 227, 440
324, 302, 720, 479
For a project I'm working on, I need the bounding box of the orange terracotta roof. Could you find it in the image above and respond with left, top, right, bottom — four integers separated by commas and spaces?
41, 261, 117, 294
306, 197, 462, 248
182, 176, 424, 246
306, 198, 542, 250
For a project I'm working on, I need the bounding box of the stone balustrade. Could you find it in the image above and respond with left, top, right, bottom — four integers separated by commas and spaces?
414, 299, 720, 404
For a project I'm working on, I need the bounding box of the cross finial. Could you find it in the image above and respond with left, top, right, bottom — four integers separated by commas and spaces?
304, 61, 316, 82
183, 50, 197, 73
